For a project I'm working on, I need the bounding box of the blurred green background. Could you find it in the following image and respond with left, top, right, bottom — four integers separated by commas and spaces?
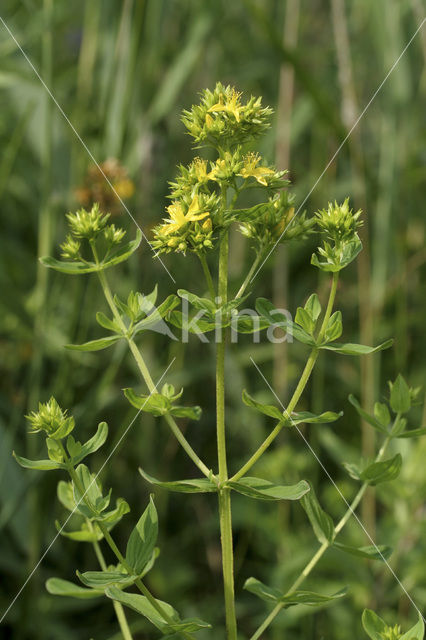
1, 0, 425, 638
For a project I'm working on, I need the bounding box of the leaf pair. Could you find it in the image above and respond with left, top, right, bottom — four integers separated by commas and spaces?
14, 422, 108, 472
140, 468, 309, 501
124, 386, 202, 421
301, 486, 392, 559
256, 297, 392, 354
244, 577, 347, 608
242, 389, 342, 426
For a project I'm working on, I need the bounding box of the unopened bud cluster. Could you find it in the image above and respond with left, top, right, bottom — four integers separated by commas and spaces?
316, 198, 362, 244
312, 199, 363, 272
380, 625, 402, 640
60, 203, 126, 261
26, 397, 75, 440
240, 192, 315, 248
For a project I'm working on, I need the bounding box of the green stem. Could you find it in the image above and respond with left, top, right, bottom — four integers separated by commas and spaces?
88, 521, 134, 640
61, 447, 190, 638
249, 432, 393, 640
231, 272, 339, 482
235, 251, 263, 300
216, 232, 238, 640
198, 252, 216, 300
94, 265, 211, 479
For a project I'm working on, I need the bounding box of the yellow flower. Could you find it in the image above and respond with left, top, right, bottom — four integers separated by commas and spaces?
193, 158, 215, 183
238, 153, 276, 186
208, 88, 242, 122
161, 196, 209, 235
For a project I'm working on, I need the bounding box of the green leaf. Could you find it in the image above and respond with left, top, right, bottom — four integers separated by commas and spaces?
55, 520, 103, 542
13, 452, 66, 471
295, 307, 314, 335
362, 609, 388, 640
125, 496, 158, 575
96, 312, 121, 333
324, 311, 343, 342
46, 577, 103, 599
320, 339, 393, 355
46, 438, 64, 463
67, 422, 108, 465
400, 613, 424, 640
72, 464, 109, 517
390, 374, 411, 414
167, 310, 219, 334
360, 454, 402, 486
96, 498, 130, 525
226, 477, 310, 501
288, 410, 343, 426
255, 298, 316, 346
374, 403, 391, 427
342, 462, 362, 481
232, 314, 269, 334
170, 405, 202, 420
305, 293, 321, 322
243, 577, 282, 603
105, 587, 179, 632
300, 485, 335, 544
177, 289, 216, 314
140, 468, 217, 493
77, 570, 135, 589
244, 578, 346, 607
124, 388, 201, 420
105, 586, 212, 634
40, 256, 99, 274
124, 388, 170, 416
333, 542, 392, 561
66, 335, 122, 351
279, 589, 347, 607
348, 395, 389, 434
57, 481, 76, 511
132, 294, 180, 334
311, 236, 363, 272
100, 229, 142, 269
390, 416, 407, 437
242, 389, 284, 421
396, 426, 426, 439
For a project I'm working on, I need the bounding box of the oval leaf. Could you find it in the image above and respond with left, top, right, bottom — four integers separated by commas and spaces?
13, 452, 66, 471
348, 395, 388, 434
362, 609, 388, 640
100, 229, 142, 269
390, 374, 411, 414
105, 586, 179, 632
125, 496, 158, 575
400, 613, 425, 640
333, 542, 392, 561
66, 336, 121, 351
360, 454, 402, 486
77, 570, 135, 589
46, 577, 103, 599
242, 389, 284, 421
300, 485, 335, 544
40, 256, 99, 274
226, 477, 310, 501
140, 468, 217, 493
320, 339, 393, 356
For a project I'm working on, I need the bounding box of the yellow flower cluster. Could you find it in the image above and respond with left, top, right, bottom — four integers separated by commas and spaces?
181, 82, 273, 148
152, 194, 216, 255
